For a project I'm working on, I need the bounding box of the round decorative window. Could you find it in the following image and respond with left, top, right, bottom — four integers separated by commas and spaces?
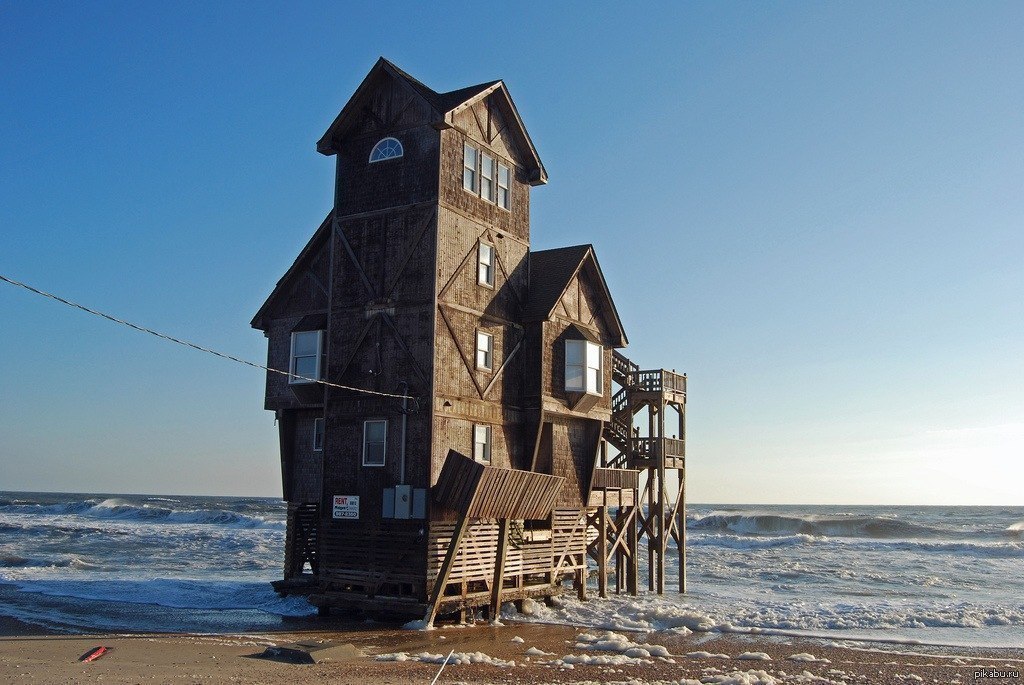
368, 137, 403, 163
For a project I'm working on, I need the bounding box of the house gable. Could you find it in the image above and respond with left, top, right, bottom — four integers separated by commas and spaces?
250, 212, 333, 331
526, 245, 628, 348
316, 58, 439, 154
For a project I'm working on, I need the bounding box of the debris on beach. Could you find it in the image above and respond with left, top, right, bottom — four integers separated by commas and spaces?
259, 641, 362, 664
78, 646, 109, 663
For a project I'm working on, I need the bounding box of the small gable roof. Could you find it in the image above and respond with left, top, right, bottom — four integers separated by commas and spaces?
250, 211, 332, 331
317, 57, 547, 185
526, 245, 628, 347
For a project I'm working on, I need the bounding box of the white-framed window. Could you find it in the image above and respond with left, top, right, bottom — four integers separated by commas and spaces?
565, 339, 603, 395
462, 142, 511, 210
289, 330, 323, 384
473, 424, 492, 464
362, 419, 387, 467
478, 242, 495, 287
497, 163, 510, 210
481, 152, 495, 202
369, 137, 403, 162
463, 143, 478, 191
475, 331, 493, 370
313, 418, 324, 452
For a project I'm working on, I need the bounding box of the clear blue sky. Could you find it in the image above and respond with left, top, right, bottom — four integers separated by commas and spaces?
2, 2, 1021, 504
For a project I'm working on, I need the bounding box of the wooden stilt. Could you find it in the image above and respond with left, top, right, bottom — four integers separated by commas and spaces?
490, 518, 509, 619
423, 512, 469, 627
627, 502, 639, 595
598, 503, 608, 598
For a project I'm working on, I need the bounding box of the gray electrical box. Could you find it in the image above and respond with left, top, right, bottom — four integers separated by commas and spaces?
381, 487, 395, 518
412, 488, 427, 519
394, 484, 412, 519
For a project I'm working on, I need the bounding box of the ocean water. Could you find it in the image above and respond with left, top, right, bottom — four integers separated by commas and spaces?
1, 493, 1022, 647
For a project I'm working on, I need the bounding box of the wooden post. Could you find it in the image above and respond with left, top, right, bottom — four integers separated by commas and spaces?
676, 401, 686, 594
679, 465, 687, 593
627, 502, 639, 595
657, 398, 667, 595
646, 465, 655, 591
490, 518, 509, 619
424, 513, 470, 627
598, 501, 608, 598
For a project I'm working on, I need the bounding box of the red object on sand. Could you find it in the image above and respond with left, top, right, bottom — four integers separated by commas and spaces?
79, 646, 109, 662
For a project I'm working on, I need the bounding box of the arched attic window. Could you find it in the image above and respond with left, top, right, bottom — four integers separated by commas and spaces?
368, 137, 403, 163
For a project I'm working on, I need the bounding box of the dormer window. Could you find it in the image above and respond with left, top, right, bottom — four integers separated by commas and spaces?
462, 142, 511, 211
369, 137, 403, 163
289, 330, 323, 384
565, 339, 603, 395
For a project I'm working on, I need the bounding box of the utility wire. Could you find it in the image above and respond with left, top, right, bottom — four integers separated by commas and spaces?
0, 273, 412, 400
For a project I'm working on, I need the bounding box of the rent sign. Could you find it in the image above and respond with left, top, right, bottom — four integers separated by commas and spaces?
332, 495, 359, 520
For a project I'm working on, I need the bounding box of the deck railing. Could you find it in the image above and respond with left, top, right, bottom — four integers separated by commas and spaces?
612, 350, 639, 382
625, 368, 687, 397
591, 467, 640, 491
630, 436, 686, 461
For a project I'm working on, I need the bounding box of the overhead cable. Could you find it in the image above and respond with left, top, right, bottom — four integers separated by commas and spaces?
0, 273, 411, 400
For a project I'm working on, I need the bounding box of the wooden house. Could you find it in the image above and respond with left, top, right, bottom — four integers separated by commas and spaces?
251, 58, 687, 623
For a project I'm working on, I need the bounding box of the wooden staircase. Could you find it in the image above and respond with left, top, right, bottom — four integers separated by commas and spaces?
599, 350, 688, 594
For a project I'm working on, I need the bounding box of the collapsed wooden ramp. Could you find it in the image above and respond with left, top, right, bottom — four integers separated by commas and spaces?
425, 450, 564, 625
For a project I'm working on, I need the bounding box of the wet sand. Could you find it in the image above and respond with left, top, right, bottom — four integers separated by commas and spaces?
1, 618, 1021, 684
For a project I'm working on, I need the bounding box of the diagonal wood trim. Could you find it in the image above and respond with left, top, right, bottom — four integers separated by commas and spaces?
470, 102, 487, 140
384, 208, 436, 300
333, 217, 377, 298
438, 305, 485, 399
360, 104, 385, 131
378, 312, 429, 387
489, 123, 506, 146
480, 338, 521, 399
437, 239, 479, 301
491, 241, 524, 309
386, 92, 419, 128
307, 270, 329, 298
331, 315, 379, 390
553, 511, 586, 572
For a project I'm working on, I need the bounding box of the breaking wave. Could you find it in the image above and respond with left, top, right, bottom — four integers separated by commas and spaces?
690, 513, 946, 539
0, 498, 283, 530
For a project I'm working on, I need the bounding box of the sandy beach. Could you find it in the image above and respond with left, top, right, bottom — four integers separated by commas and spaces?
2, 615, 1021, 685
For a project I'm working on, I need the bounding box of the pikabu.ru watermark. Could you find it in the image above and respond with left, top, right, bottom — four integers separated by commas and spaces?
974, 668, 1020, 680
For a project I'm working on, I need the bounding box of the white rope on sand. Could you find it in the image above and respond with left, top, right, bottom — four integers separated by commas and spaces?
0, 273, 411, 399
429, 649, 455, 685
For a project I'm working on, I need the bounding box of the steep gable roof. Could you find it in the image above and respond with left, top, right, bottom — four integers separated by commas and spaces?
250, 211, 332, 331
526, 245, 628, 347
317, 58, 547, 185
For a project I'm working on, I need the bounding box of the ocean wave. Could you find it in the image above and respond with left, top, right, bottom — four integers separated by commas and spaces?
689, 533, 819, 550
1005, 521, 1024, 538
690, 513, 945, 539
1, 554, 102, 571
0, 498, 283, 530
10, 578, 314, 617
690, 529, 1024, 558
